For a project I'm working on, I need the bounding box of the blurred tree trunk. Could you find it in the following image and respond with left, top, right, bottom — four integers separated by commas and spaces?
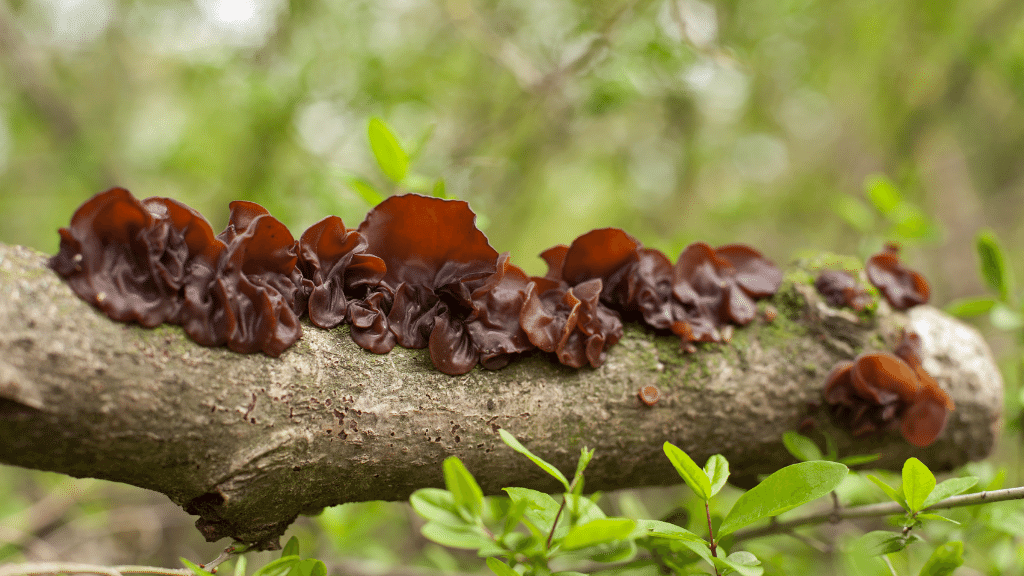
0, 243, 1003, 549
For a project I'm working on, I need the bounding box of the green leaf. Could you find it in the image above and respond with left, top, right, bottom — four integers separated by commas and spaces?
485, 557, 519, 576
561, 518, 637, 550
180, 558, 215, 576
504, 487, 561, 537
976, 229, 1013, 302
781, 431, 823, 462
902, 458, 936, 512
916, 513, 960, 526
718, 461, 848, 537
662, 442, 711, 501
443, 456, 484, 519
922, 477, 978, 508
585, 538, 637, 563
990, 302, 1024, 330
945, 296, 998, 318
432, 178, 447, 198
837, 453, 882, 466
918, 541, 964, 576
858, 530, 910, 556
250, 557, 300, 576
288, 559, 325, 576
233, 555, 247, 576
833, 195, 875, 234
677, 538, 714, 564
410, 488, 466, 526
571, 447, 595, 498
367, 117, 409, 183
420, 522, 492, 549
281, 536, 299, 559
564, 493, 607, 526
499, 429, 570, 491
865, 175, 902, 216
867, 474, 908, 510
704, 454, 730, 497
712, 551, 764, 576
345, 176, 385, 206
632, 519, 703, 543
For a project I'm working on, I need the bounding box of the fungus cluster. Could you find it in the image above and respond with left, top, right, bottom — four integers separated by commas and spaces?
823, 331, 954, 447
814, 270, 871, 311
865, 243, 930, 310
51, 189, 787, 375
50, 188, 306, 356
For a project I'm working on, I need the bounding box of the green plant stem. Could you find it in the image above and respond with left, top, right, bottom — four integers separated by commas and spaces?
730, 485, 1024, 543
0, 564, 192, 576
704, 502, 717, 558
0, 544, 250, 576
546, 498, 567, 550
881, 555, 899, 576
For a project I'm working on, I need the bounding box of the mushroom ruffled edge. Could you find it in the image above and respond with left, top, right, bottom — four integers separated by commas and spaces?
52, 189, 937, 386
823, 330, 954, 447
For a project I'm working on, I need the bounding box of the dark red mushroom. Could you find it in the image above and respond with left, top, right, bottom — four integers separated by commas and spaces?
849, 352, 920, 406
814, 269, 871, 310
900, 384, 952, 448
822, 331, 954, 447
670, 242, 782, 345
866, 245, 930, 310
357, 194, 542, 375
298, 216, 386, 329
429, 254, 535, 375
638, 384, 660, 406
50, 188, 189, 327
359, 194, 498, 350
520, 277, 623, 369
187, 200, 306, 356
51, 189, 306, 357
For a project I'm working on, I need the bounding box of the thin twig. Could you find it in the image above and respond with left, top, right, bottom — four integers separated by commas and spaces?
0, 563, 191, 576
730, 485, 1024, 543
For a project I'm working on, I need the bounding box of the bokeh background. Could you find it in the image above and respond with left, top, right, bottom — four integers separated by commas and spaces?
1, 0, 1023, 574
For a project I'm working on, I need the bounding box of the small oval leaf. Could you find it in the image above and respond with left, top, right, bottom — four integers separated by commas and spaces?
704, 454, 730, 497
782, 431, 824, 462
976, 229, 1012, 302
368, 117, 409, 183
902, 458, 936, 512
919, 541, 964, 576
922, 476, 978, 509
663, 442, 711, 501
443, 456, 484, 519
485, 557, 519, 576
561, 518, 636, 550
718, 461, 847, 536
499, 429, 570, 491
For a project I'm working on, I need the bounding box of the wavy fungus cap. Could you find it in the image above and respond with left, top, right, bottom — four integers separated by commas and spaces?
429, 254, 535, 375
670, 242, 781, 345
814, 269, 871, 310
866, 246, 930, 310
183, 201, 306, 356
358, 194, 499, 351
521, 277, 623, 368
50, 188, 184, 326
547, 229, 675, 330
298, 216, 386, 330
822, 335, 954, 448
359, 194, 498, 289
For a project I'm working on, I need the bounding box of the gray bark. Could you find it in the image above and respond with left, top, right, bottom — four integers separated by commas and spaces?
0, 242, 1004, 548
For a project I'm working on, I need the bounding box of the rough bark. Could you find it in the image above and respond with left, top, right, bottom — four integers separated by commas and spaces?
0, 242, 1004, 548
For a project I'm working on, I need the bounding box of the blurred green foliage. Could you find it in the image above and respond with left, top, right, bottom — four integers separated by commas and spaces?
2, 0, 1024, 574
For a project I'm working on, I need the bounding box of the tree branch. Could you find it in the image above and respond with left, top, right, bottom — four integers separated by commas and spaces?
729, 485, 1024, 543
0, 243, 1003, 549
